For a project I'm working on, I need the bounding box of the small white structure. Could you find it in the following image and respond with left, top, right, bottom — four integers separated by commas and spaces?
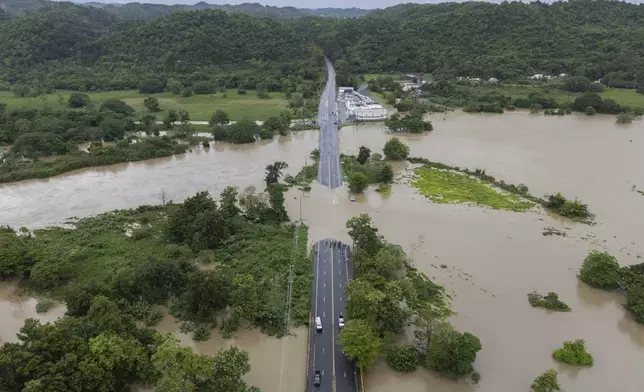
529, 73, 553, 80
488, 77, 499, 84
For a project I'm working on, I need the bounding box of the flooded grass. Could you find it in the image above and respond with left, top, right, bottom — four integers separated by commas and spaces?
412, 167, 535, 212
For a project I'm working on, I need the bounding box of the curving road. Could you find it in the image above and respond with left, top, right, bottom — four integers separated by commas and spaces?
317, 58, 343, 189
308, 240, 358, 392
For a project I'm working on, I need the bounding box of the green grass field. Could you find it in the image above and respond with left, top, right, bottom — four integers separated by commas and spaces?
0, 89, 289, 121
412, 167, 535, 212
483, 84, 644, 108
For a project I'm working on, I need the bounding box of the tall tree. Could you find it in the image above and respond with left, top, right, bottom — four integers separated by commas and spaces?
357, 146, 371, 165
339, 319, 383, 371
264, 161, 288, 186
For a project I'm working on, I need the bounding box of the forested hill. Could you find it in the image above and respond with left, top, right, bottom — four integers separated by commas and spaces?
0, 0, 372, 19
1, 0, 643, 89
332, 0, 644, 81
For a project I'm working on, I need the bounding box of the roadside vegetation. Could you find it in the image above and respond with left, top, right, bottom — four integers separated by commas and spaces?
552, 339, 594, 366
408, 157, 594, 222
527, 292, 570, 312
339, 214, 481, 381
578, 250, 644, 324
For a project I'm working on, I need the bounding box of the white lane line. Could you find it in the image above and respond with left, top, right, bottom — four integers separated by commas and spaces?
323, 311, 326, 317
324, 296, 325, 302
340, 296, 343, 302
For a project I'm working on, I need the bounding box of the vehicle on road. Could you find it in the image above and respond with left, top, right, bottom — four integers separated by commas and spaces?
314, 370, 321, 387
338, 314, 345, 329
315, 316, 322, 332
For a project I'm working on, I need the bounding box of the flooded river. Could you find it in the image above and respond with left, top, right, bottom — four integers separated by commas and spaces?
1, 112, 643, 391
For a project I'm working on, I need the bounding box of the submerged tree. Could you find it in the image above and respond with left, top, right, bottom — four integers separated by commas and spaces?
264, 161, 288, 186
357, 146, 371, 165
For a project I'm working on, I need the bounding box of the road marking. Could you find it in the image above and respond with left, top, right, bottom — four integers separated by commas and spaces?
344, 371, 347, 378
324, 283, 326, 288
324, 311, 326, 317
340, 296, 342, 302
324, 296, 325, 302
331, 245, 336, 392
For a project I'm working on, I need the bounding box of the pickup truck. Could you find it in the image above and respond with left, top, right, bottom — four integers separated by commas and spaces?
314, 370, 321, 387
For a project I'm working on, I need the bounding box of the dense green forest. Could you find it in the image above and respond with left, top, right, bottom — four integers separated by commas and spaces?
0, 0, 371, 19
1, 0, 644, 92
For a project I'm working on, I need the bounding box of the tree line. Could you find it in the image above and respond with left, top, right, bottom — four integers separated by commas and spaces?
339, 214, 481, 381
1, 1, 644, 92
0, 0, 370, 20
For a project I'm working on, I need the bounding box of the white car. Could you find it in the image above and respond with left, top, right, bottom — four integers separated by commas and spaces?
315, 316, 323, 332
338, 315, 345, 329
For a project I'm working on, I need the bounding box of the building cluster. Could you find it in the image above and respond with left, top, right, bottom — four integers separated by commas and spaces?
337, 87, 389, 122
456, 76, 500, 84
529, 73, 568, 80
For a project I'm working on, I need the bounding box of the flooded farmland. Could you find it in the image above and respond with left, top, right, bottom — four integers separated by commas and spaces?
1, 112, 643, 391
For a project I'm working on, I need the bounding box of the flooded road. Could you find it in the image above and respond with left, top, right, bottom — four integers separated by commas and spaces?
1, 112, 644, 391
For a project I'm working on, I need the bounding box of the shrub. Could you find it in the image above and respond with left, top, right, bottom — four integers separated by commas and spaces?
145, 310, 164, 326
552, 339, 593, 366
100, 100, 135, 116
348, 172, 369, 194
35, 298, 55, 313
527, 292, 570, 312
616, 113, 633, 124
383, 137, 410, 160
545, 193, 591, 220
68, 93, 91, 108
193, 81, 215, 95
138, 78, 165, 94
584, 106, 596, 115
580, 250, 621, 290
531, 369, 560, 392
386, 344, 420, 372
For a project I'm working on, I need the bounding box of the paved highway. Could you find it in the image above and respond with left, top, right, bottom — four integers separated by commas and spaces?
308, 240, 358, 392
317, 58, 343, 189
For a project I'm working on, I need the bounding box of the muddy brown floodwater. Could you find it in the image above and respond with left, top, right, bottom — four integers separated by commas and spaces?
1, 112, 644, 391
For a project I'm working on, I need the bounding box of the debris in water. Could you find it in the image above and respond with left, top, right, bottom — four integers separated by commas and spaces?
542, 227, 568, 237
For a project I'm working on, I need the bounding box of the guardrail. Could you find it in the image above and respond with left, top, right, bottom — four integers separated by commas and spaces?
305, 311, 312, 392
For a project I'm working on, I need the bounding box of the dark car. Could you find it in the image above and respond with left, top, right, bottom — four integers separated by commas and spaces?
314, 370, 321, 387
